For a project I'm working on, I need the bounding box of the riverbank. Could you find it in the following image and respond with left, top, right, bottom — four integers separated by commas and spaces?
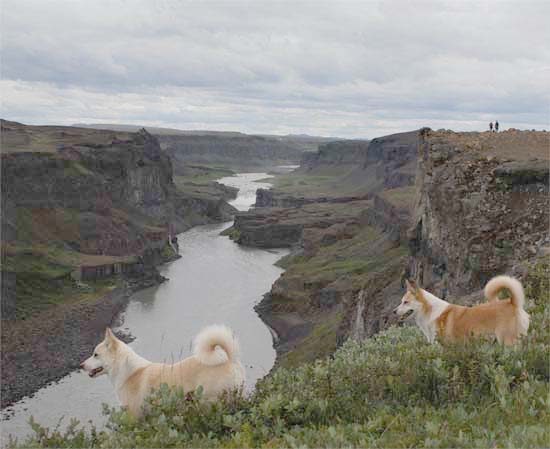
0, 270, 167, 409
1, 171, 288, 445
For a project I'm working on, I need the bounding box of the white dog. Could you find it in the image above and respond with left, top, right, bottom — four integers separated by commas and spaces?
81, 325, 245, 416
394, 276, 529, 345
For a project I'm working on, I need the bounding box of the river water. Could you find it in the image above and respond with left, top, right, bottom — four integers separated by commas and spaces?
1, 173, 287, 445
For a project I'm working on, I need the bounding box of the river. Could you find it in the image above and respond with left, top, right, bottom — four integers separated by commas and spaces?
1, 172, 287, 445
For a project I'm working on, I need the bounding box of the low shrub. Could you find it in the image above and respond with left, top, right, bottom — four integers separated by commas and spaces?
15, 258, 550, 448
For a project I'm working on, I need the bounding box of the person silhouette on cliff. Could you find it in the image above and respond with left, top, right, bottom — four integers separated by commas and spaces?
495, 121, 499, 132
489, 122, 493, 132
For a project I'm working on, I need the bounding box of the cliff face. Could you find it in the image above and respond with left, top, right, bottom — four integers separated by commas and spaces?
347, 128, 549, 341
364, 130, 418, 190
0, 120, 235, 320
408, 128, 549, 296
160, 134, 311, 171
2, 126, 179, 257
300, 140, 369, 171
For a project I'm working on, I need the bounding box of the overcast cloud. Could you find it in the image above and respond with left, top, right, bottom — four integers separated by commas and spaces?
1, 0, 549, 138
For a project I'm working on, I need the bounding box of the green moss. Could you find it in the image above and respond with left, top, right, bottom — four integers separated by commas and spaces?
2, 252, 72, 278
279, 312, 343, 367
9, 273, 121, 319
160, 243, 177, 260
220, 227, 240, 241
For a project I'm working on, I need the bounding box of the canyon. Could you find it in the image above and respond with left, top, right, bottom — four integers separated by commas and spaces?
1, 118, 548, 406
228, 128, 549, 366
0, 120, 238, 406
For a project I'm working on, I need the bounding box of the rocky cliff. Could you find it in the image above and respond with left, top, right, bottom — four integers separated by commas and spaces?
299, 140, 369, 171
408, 128, 548, 296
347, 128, 549, 341
160, 134, 314, 172
1, 120, 237, 317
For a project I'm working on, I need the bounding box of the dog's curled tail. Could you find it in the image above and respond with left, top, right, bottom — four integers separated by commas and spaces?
194, 324, 239, 366
484, 275, 525, 309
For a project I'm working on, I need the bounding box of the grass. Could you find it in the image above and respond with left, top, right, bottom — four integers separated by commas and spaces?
278, 311, 343, 367
3, 192, 145, 321
174, 168, 237, 201
280, 226, 406, 292
14, 256, 550, 448
378, 186, 416, 211
174, 165, 235, 185
268, 172, 350, 197
9, 274, 122, 319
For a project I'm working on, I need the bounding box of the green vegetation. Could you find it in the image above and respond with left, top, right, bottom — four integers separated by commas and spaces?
269, 172, 353, 197
174, 165, 234, 185
378, 186, 416, 211
3, 220, 136, 319
220, 227, 241, 241
16, 257, 549, 448
9, 275, 121, 319
160, 243, 177, 260
280, 226, 407, 303
174, 165, 236, 202
278, 311, 343, 367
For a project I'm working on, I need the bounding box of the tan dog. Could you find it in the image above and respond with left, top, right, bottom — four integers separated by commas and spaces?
81, 325, 245, 416
394, 275, 530, 345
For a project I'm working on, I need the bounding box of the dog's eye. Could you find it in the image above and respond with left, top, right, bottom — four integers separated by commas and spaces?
404, 301, 409, 304
94, 353, 98, 358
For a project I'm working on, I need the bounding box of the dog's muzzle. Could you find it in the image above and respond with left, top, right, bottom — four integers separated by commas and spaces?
88, 367, 104, 378
397, 310, 414, 321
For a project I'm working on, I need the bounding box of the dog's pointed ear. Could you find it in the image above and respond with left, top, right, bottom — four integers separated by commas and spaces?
105, 328, 117, 347
406, 279, 418, 295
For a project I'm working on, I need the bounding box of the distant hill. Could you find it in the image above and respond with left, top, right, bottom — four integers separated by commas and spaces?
73, 123, 245, 137
74, 124, 346, 142
73, 123, 345, 171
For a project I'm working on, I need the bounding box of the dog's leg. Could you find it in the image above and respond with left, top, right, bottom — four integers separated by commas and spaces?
496, 328, 516, 346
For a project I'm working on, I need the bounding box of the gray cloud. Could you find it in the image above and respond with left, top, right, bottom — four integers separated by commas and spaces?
1, 0, 549, 138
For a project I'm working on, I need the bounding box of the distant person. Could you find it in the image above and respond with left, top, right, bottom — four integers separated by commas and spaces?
489, 122, 493, 132
495, 121, 499, 132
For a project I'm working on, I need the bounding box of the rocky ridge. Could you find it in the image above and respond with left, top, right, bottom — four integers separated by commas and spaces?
160, 133, 320, 172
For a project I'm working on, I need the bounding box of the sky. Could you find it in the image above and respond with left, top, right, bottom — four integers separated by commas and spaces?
1, 0, 549, 139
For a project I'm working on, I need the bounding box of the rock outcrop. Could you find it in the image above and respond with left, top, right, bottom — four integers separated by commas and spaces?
364, 130, 418, 190
408, 128, 549, 297
299, 140, 369, 171
347, 128, 549, 341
